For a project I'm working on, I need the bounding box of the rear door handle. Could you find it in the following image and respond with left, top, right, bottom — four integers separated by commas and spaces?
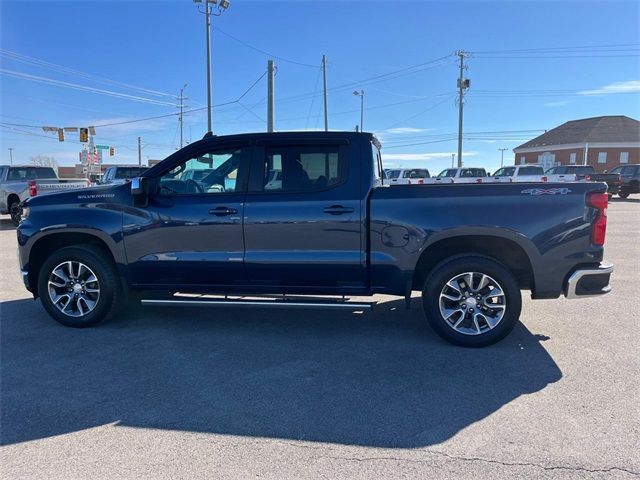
209, 206, 238, 216
323, 205, 354, 215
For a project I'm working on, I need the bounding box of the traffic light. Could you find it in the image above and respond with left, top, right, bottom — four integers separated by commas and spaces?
79, 128, 89, 143
57, 128, 64, 142
109, 147, 115, 157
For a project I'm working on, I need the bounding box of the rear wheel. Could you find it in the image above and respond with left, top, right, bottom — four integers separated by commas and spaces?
422, 256, 522, 347
618, 192, 630, 199
37, 245, 123, 327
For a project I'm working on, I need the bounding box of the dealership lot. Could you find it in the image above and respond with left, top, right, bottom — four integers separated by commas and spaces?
1, 199, 638, 479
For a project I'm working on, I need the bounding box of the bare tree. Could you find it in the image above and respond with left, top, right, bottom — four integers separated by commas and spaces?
30, 155, 58, 168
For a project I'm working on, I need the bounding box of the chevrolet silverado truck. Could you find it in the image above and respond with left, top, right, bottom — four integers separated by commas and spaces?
544, 165, 621, 197
16, 132, 613, 347
0, 165, 89, 225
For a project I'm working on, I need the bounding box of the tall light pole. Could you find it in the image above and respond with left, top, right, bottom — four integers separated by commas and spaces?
179, 83, 188, 148
322, 54, 329, 131
498, 147, 508, 167
194, 0, 230, 134
455, 50, 470, 167
353, 90, 364, 132
8, 147, 13, 165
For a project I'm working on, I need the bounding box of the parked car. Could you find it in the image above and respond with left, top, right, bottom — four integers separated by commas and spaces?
17, 132, 612, 347
427, 167, 488, 183
608, 164, 640, 199
0, 165, 89, 225
100, 166, 149, 185
385, 168, 431, 185
544, 165, 621, 197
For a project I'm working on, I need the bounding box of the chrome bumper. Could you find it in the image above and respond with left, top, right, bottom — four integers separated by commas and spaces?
565, 263, 613, 299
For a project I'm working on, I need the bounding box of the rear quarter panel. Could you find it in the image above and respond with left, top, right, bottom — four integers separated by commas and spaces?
369, 182, 606, 297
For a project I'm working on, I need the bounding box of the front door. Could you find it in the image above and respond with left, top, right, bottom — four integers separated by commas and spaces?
242, 140, 366, 293
123, 142, 250, 289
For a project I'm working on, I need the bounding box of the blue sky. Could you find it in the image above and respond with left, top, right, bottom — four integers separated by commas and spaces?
1, 0, 639, 173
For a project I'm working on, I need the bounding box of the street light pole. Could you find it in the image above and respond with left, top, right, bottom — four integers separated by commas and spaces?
498, 147, 508, 167
179, 84, 188, 148
8, 147, 13, 165
353, 90, 364, 132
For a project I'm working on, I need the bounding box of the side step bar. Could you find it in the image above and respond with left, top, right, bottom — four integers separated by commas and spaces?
141, 296, 374, 311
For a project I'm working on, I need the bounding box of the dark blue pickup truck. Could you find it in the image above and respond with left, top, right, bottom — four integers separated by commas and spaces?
17, 132, 612, 347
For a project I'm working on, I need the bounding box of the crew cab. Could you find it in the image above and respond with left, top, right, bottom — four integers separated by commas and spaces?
0, 165, 89, 225
427, 167, 488, 184
385, 168, 431, 185
609, 164, 639, 199
16, 132, 613, 347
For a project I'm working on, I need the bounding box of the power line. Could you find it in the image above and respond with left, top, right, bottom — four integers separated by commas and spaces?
214, 27, 319, 68
470, 43, 640, 54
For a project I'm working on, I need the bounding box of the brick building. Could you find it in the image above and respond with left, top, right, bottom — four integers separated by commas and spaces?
513, 115, 640, 171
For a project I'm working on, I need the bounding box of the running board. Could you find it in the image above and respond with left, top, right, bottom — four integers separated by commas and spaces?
140, 296, 374, 311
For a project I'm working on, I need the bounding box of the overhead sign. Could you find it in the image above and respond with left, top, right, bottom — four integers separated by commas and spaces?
95, 145, 110, 150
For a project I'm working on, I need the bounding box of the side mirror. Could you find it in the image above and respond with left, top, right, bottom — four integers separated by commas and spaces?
131, 177, 150, 207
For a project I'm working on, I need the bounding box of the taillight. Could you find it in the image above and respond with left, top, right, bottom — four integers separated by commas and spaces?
417, 179, 424, 184
28, 180, 38, 197
475, 178, 482, 184
587, 192, 608, 246
541, 176, 548, 182
585, 175, 591, 181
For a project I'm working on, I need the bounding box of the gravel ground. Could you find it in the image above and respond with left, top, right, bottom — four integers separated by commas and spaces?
1, 199, 639, 479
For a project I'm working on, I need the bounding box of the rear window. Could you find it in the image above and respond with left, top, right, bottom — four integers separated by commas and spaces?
386, 169, 401, 179
115, 167, 147, 179
518, 166, 544, 176
402, 169, 430, 179
460, 168, 486, 177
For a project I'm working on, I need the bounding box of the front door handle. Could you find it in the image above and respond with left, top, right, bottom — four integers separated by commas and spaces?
209, 206, 238, 216
323, 205, 355, 215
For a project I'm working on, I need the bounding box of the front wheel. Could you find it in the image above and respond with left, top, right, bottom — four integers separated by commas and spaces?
618, 192, 630, 199
422, 256, 522, 347
9, 200, 22, 226
37, 245, 123, 327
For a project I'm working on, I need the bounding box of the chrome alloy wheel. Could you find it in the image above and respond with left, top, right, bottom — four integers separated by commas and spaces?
438, 272, 506, 335
47, 261, 100, 318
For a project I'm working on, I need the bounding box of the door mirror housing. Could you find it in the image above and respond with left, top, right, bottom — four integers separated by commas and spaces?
131, 177, 150, 207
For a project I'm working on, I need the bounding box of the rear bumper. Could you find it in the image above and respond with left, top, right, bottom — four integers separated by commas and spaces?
565, 262, 613, 299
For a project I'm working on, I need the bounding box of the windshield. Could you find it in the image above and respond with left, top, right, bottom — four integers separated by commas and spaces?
437, 169, 457, 178
493, 167, 516, 177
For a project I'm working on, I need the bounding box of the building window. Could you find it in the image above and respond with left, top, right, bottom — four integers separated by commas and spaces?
570, 153, 576, 164
598, 152, 607, 164
520, 156, 525, 165
620, 151, 629, 164
538, 152, 556, 169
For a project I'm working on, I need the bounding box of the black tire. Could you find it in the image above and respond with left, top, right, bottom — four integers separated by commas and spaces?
618, 192, 630, 199
9, 200, 22, 226
37, 245, 123, 328
422, 256, 522, 347
607, 193, 613, 201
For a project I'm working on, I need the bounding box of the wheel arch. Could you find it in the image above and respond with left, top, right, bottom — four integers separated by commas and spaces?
412, 233, 537, 293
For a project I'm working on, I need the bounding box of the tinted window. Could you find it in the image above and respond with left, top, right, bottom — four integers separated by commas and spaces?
115, 167, 147, 179
461, 168, 486, 177
35, 167, 57, 179
621, 166, 638, 175
159, 147, 245, 195
402, 169, 429, 178
494, 167, 516, 177
386, 169, 401, 179
518, 166, 544, 175
7, 168, 30, 181
437, 169, 457, 178
262, 145, 344, 193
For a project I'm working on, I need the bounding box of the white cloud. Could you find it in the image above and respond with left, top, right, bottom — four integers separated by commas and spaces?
578, 80, 640, 96
385, 127, 432, 134
544, 101, 569, 107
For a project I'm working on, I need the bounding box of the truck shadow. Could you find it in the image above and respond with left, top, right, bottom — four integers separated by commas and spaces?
0, 216, 16, 231
0, 296, 561, 448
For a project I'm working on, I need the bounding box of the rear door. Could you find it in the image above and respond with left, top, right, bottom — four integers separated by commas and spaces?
242, 138, 366, 293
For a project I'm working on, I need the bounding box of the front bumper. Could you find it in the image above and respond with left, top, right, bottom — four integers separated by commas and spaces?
565, 262, 613, 299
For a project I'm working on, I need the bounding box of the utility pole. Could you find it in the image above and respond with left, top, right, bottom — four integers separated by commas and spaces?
138, 137, 142, 166
322, 54, 329, 131
8, 147, 13, 165
179, 84, 188, 148
204, 3, 213, 133
353, 90, 364, 132
267, 60, 275, 132
456, 50, 470, 167
498, 147, 508, 167
451, 153, 455, 168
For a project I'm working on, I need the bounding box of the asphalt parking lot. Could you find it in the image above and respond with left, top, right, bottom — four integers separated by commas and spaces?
1, 199, 639, 480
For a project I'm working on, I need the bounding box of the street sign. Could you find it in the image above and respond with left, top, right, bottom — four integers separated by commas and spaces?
95, 145, 110, 149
